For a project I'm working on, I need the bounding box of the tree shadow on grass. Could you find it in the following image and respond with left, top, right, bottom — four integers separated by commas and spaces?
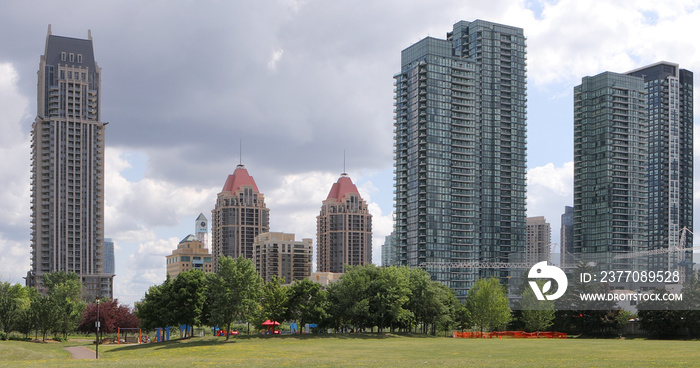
108, 332, 407, 353
107, 337, 235, 352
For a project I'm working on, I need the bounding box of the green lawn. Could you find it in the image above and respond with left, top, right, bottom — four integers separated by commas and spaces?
1, 334, 699, 367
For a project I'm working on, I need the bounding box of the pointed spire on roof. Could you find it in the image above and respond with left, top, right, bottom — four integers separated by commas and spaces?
221, 164, 260, 193
326, 173, 361, 202
196, 213, 207, 221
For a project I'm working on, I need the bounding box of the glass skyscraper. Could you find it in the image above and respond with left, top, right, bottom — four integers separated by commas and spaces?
393, 20, 527, 297
626, 62, 693, 275
574, 63, 693, 278
573, 72, 648, 271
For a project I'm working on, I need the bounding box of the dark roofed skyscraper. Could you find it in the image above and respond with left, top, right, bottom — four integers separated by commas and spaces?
626, 62, 693, 276
27, 26, 113, 299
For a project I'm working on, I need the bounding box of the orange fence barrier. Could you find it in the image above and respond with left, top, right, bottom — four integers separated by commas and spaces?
453, 331, 566, 339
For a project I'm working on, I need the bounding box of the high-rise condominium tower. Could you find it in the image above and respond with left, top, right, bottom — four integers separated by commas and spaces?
317, 173, 372, 273
27, 26, 113, 299
393, 20, 527, 296
574, 72, 648, 271
211, 164, 269, 270
574, 63, 694, 277
626, 62, 693, 274
559, 206, 574, 268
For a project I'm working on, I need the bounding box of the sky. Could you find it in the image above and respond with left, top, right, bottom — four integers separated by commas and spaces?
2, 0, 700, 306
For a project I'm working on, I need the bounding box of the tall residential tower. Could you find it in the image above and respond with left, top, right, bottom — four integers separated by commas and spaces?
574, 63, 693, 277
317, 173, 372, 273
393, 20, 527, 296
626, 62, 693, 274
27, 26, 113, 299
573, 72, 648, 271
211, 164, 269, 269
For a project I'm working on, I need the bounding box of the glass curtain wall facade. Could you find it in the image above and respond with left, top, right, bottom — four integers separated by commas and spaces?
573, 72, 648, 271
393, 20, 527, 297
626, 62, 693, 277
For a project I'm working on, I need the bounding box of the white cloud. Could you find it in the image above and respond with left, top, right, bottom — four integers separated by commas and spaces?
527, 161, 574, 248
525, 0, 700, 86
116, 237, 179, 303
267, 49, 284, 71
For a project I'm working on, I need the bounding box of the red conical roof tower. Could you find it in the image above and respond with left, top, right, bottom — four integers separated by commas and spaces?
325, 173, 361, 202
221, 164, 259, 193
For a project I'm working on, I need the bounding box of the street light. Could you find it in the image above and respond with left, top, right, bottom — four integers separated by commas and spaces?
95, 297, 100, 359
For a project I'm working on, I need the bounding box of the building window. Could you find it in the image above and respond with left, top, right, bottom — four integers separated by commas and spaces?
77, 54, 82, 63
61, 52, 66, 61
69, 53, 74, 62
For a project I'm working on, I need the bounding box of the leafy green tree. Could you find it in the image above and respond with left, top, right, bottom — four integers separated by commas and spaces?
285, 278, 327, 330
0, 282, 30, 333
520, 280, 555, 334
44, 271, 85, 340
326, 265, 373, 331
32, 292, 58, 341
466, 277, 511, 332
259, 276, 289, 326
406, 267, 431, 333
453, 300, 473, 332
168, 269, 207, 337
207, 256, 262, 340
369, 266, 412, 332
14, 287, 39, 338
136, 275, 174, 330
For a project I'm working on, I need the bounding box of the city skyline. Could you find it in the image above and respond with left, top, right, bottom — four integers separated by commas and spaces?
1, 1, 700, 306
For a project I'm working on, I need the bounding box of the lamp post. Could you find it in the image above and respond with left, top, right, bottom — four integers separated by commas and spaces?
95, 297, 100, 359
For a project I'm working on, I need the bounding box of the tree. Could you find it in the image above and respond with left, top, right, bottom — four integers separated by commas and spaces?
23, 271, 86, 341
553, 262, 621, 336
285, 278, 327, 330
259, 276, 288, 327
136, 275, 174, 330
466, 277, 511, 332
207, 256, 262, 340
369, 266, 412, 332
32, 293, 58, 341
167, 270, 207, 337
520, 280, 555, 334
326, 265, 373, 331
0, 282, 30, 334
79, 299, 140, 340
453, 301, 473, 332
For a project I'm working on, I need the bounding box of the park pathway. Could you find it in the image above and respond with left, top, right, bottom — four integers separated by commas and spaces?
64, 346, 96, 359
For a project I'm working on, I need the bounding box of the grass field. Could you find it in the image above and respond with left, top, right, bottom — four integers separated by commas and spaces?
1, 334, 699, 367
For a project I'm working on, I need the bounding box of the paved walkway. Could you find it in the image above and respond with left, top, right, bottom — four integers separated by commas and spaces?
64, 346, 96, 359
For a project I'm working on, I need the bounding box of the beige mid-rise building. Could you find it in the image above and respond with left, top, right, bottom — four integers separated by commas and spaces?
317, 173, 372, 273
211, 164, 270, 270
253, 232, 312, 284
166, 235, 213, 278
526, 216, 551, 264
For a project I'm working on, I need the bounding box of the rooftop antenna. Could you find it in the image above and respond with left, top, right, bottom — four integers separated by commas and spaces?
343, 149, 346, 175
236, 139, 243, 169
